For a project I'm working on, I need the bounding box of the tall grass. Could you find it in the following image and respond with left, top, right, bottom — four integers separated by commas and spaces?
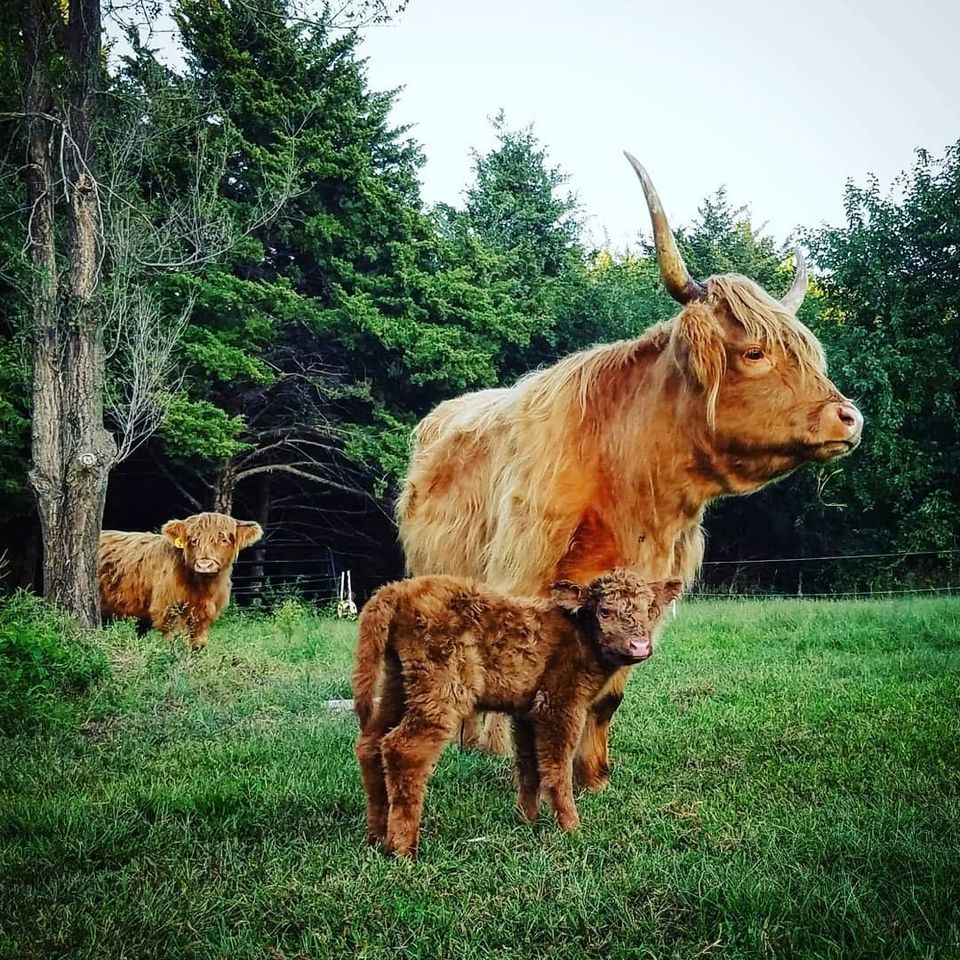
0, 591, 109, 733
1, 598, 958, 959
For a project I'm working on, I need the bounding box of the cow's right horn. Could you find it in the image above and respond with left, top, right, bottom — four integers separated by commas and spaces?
624, 152, 707, 304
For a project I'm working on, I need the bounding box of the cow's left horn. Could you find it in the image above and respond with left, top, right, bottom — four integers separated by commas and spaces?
780, 247, 808, 312
624, 152, 707, 304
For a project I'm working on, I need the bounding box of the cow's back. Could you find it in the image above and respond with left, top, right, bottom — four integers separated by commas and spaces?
398, 383, 590, 595
398, 389, 510, 585
99, 531, 175, 621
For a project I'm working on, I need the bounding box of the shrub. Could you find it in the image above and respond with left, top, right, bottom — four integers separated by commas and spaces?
270, 596, 312, 642
0, 591, 109, 733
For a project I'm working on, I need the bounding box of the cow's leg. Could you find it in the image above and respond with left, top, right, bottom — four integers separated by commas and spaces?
512, 716, 541, 822
460, 711, 512, 755
188, 616, 210, 651
186, 600, 220, 651
355, 659, 405, 845
534, 705, 588, 831
157, 601, 187, 643
573, 667, 629, 791
380, 698, 463, 858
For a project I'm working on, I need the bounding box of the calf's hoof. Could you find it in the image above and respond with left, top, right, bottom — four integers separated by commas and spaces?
517, 793, 540, 823
384, 840, 418, 858
556, 810, 581, 832
366, 825, 387, 846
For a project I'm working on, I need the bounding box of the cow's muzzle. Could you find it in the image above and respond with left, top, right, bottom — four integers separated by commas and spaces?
619, 635, 653, 663
193, 558, 221, 575
815, 401, 863, 459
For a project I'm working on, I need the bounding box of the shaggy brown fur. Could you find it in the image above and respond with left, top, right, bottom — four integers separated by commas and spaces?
398, 272, 864, 782
353, 569, 681, 857
99, 512, 263, 649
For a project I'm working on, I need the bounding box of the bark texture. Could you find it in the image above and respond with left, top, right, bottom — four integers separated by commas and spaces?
21, 0, 116, 626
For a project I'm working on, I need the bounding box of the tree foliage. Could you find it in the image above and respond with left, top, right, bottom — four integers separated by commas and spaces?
0, 0, 957, 598
805, 144, 960, 551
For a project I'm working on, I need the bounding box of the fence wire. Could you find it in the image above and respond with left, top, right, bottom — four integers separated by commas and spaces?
227, 544, 959, 608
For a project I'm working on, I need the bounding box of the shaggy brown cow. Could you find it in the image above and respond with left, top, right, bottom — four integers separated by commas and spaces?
354, 569, 681, 856
99, 512, 263, 649
397, 153, 863, 785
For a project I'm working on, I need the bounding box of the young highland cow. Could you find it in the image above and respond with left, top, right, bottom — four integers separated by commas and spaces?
353, 569, 681, 856
99, 512, 263, 649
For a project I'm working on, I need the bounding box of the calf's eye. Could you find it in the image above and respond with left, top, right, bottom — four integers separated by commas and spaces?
743, 347, 765, 362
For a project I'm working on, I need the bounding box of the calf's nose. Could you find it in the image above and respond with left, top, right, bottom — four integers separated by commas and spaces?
194, 558, 220, 574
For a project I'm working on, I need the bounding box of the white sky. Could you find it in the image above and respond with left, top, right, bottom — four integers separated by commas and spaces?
359, 0, 960, 249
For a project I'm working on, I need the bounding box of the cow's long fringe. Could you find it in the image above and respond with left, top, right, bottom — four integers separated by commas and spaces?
708, 274, 825, 376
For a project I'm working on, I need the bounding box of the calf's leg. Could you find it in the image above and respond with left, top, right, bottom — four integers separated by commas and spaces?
380, 708, 462, 857
355, 660, 405, 845
573, 668, 628, 791
512, 716, 541, 822
535, 706, 589, 831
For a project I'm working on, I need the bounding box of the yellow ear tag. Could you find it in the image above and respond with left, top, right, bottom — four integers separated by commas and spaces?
174, 537, 185, 549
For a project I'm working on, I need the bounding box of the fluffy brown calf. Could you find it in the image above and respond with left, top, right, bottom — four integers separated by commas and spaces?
99, 512, 263, 649
353, 569, 681, 856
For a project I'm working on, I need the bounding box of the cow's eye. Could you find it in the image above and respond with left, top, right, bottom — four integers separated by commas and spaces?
743, 347, 765, 362
598, 606, 615, 620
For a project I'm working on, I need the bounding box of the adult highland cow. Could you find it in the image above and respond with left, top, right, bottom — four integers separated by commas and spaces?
397, 154, 863, 788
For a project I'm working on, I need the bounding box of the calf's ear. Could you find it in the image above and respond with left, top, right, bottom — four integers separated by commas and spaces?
235, 521, 263, 548
549, 580, 587, 612
653, 578, 684, 605
161, 520, 186, 547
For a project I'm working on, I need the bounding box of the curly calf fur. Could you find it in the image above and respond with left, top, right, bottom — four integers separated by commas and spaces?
353, 569, 681, 856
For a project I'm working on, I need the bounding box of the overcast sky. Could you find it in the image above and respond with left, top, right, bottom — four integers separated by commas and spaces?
359, 0, 960, 249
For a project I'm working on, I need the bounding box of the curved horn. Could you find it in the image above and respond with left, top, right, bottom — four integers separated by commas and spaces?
780, 247, 808, 312
624, 151, 707, 304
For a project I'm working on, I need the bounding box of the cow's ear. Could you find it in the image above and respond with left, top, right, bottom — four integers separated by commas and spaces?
235, 521, 263, 548
672, 304, 726, 426
162, 520, 186, 548
549, 580, 587, 613
652, 578, 683, 605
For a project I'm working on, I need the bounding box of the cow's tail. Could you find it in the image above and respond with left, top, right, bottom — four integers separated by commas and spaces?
352, 584, 401, 730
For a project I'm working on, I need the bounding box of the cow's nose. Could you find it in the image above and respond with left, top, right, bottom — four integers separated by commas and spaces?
836, 403, 863, 435
194, 558, 220, 574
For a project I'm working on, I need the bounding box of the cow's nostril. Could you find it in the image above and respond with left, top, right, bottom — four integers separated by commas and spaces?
837, 405, 858, 428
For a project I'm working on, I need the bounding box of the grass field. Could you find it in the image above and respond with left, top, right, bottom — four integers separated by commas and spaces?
2, 597, 959, 959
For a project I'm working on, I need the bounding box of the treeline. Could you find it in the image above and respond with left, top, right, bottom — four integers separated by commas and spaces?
1, 0, 958, 598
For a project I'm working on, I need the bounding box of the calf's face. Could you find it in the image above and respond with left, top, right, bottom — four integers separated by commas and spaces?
550, 571, 682, 665
161, 512, 263, 576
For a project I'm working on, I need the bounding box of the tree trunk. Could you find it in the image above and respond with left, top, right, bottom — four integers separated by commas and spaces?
21, 0, 116, 627
247, 475, 270, 606
212, 458, 238, 514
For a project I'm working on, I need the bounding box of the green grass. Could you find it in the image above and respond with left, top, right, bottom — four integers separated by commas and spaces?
2, 598, 959, 959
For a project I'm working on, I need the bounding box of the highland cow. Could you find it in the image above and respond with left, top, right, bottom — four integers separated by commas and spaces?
397, 153, 863, 782
99, 512, 263, 649
353, 569, 681, 857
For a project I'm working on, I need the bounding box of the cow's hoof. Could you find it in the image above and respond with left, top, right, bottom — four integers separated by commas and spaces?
582, 775, 610, 793
573, 761, 610, 792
